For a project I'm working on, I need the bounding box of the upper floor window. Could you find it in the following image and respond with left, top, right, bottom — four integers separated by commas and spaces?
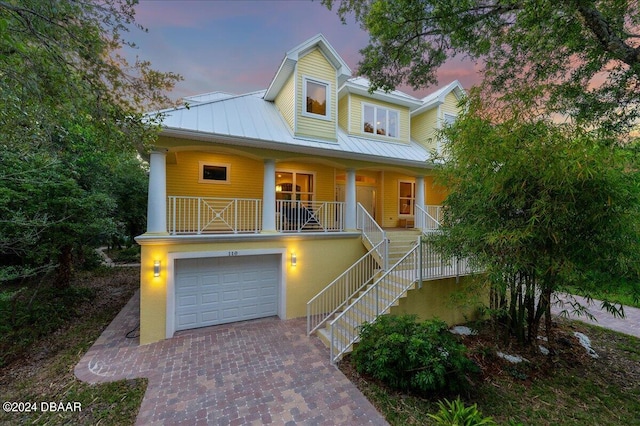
303, 77, 330, 119
443, 113, 457, 126
363, 104, 399, 138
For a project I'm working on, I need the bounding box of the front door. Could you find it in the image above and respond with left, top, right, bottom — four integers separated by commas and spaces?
336, 184, 376, 219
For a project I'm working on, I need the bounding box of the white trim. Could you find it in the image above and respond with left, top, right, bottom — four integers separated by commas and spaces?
361, 102, 401, 139
166, 249, 287, 339
198, 161, 231, 184
275, 168, 317, 201
398, 179, 416, 217
302, 76, 332, 121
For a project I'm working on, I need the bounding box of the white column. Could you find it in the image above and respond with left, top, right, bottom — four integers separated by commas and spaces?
262, 159, 276, 232
345, 168, 357, 230
147, 150, 168, 234
415, 176, 425, 229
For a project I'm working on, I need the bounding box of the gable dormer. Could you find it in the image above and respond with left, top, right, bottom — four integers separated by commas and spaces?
264, 34, 351, 142
410, 80, 465, 151
338, 77, 421, 144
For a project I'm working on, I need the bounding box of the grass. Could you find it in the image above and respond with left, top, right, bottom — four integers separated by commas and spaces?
0, 267, 146, 425
340, 319, 640, 425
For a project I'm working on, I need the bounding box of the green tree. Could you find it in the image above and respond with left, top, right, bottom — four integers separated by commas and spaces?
0, 0, 179, 286
429, 95, 640, 344
324, 0, 640, 132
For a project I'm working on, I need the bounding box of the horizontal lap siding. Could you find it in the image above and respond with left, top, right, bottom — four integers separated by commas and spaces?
275, 73, 295, 131
441, 92, 460, 118
296, 49, 336, 141
349, 94, 410, 143
411, 108, 438, 151
338, 95, 348, 131
166, 151, 263, 199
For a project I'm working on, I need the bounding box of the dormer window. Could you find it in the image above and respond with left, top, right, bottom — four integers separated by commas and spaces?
363, 104, 399, 138
303, 77, 331, 119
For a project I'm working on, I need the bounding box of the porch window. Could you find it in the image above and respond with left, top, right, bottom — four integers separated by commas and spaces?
398, 180, 415, 216
198, 161, 230, 184
363, 104, 399, 138
303, 77, 330, 119
276, 171, 315, 201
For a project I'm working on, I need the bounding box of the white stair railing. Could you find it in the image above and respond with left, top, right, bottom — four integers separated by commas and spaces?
356, 203, 388, 270
328, 240, 474, 363
329, 245, 420, 362
306, 240, 385, 335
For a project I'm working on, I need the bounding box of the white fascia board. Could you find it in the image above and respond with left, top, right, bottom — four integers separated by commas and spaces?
339, 81, 422, 109
411, 80, 466, 117
159, 127, 431, 169
264, 56, 296, 101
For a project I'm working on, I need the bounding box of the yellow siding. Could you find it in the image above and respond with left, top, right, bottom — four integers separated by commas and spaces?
166, 151, 263, 199
441, 91, 460, 118
348, 94, 410, 143
381, 172, 415, 228
138, 236, 366, 344
390, 277, 483, 325
275, 73, 295, 131
425, 175, 447, 205
338, 95, 348, 131
296, 49, 337, 141
411, 108, 439, 151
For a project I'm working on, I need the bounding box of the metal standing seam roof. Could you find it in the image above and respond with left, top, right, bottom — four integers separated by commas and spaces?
159, 90, 434, 167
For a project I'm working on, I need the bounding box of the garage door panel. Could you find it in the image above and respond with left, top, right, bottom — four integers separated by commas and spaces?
175, 254, 279, 331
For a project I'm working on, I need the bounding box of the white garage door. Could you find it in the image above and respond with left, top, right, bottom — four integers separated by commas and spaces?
175, 255, 279, 331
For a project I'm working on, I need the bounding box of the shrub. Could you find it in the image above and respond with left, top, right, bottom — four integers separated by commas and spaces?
428, 397, 497, 425
352, 314, 478, 395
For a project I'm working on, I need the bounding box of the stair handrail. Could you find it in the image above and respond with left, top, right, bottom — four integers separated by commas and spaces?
329, 244, 420, 362
415, 204, 440, 232
356, 203, 388, 270
306, 239, 385, 335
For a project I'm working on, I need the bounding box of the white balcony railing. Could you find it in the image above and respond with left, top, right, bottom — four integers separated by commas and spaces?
168, 197, 262, 234
415, 205, 441, 232
276, 200, 344, 232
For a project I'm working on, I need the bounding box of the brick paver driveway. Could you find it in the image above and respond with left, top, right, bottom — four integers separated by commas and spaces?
75, 292, 387, 425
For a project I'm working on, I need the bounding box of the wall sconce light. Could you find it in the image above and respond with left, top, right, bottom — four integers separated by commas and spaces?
153, 260, 161, 277
276, 184, 282, 192
290, 252, 297, 267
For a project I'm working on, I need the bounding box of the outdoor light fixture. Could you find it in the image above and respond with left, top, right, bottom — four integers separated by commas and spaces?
291, 252, 297, 267
153, 260, 161, 277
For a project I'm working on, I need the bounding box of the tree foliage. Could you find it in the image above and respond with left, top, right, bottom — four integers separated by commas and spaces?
324, 0, 640, 132
429, 94, 640, 343
0, 0, 180, 285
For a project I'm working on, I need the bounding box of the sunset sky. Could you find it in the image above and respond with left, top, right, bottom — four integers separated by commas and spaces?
126, 0, 482, 101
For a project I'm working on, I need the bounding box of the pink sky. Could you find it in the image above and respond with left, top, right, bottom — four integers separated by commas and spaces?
125, 0, 482, 100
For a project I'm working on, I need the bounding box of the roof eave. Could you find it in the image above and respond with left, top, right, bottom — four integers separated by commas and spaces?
158, 127, 431, 169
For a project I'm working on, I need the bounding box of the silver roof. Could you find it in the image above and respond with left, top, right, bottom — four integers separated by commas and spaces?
159, 90, 433, 168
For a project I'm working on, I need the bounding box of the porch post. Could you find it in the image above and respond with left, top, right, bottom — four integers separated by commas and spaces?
416, 175, 425, 229
146, 149, 168, 234
345, 168, 357, 230
262, 159, 276, 232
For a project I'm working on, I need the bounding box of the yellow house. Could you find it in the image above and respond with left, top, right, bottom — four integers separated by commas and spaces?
137, 34, 472, 360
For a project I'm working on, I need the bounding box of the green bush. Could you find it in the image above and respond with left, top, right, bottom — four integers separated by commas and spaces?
428, 397, 497, 425
352, 315, 478, 395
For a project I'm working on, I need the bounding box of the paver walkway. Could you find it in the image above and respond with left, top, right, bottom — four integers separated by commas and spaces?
75, 292, 387, 425
551, 293, 640, 338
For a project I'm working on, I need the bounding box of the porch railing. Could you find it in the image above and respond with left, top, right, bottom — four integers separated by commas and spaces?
276, 200, 344, 232
425, 205, 443, 224
168, 196, 262, 234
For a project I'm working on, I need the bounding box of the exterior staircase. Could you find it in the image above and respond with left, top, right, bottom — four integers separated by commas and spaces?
306, 204, 472, 363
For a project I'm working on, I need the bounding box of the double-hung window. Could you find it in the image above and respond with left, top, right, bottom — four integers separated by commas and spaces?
303, 77, 330, 119
363, 104, 399, 138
